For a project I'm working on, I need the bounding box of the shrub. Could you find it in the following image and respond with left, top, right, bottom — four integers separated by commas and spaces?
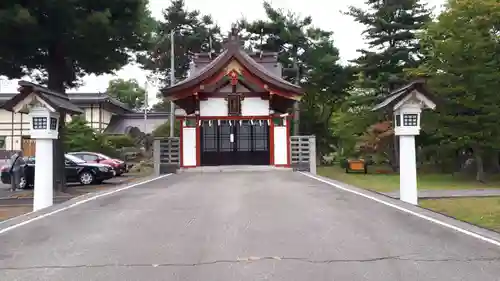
152, 121, 180, 137
64, 116, 119, 157
106, 135, 135, 149
339, 157, 348, 169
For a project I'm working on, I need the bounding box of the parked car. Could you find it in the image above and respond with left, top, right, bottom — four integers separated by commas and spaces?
68, 152, 128, 176
0, 154, 115, 188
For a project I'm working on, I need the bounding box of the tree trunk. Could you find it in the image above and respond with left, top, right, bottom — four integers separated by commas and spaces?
392, 134, 399, 172
47, 43, 68, 193
489, 151, 500, 173
474, 151, 486, 183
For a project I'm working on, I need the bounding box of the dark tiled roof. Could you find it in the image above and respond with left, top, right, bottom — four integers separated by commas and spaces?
372, 79, 436, 111
0, 89, 132, 113
2, 81, 83, 114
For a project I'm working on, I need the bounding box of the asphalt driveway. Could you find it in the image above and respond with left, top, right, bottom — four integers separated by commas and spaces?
0, 171, 499, 280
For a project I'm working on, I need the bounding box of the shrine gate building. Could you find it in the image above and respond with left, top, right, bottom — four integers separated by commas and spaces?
161, 32, 304, 168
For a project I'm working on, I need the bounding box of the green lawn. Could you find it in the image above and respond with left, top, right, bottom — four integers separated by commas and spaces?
421, 198, 500, 233
318, 166, 500, 193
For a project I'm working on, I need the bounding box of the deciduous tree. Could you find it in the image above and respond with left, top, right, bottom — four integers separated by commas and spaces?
107, 78, 146, 110
0, 1, 153, 190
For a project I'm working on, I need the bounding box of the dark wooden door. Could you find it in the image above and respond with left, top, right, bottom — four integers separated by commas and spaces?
200, 120, 270, 166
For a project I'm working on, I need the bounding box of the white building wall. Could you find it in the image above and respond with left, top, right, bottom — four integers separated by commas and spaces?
200, 98, 227, 116
273, 121, 288, 165
82, 106, 113, 132
0, 110, 30, 150
241, 98, 269, 116
199, 97, 269, 117
182, 127, 197, 166
0, 103, 114, 151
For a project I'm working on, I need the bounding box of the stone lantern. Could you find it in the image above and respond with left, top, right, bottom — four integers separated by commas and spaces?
2, 81, 83, 211
373, 80, 436, 205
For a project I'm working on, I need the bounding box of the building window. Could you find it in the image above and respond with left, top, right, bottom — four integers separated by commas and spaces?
395, 114, 401, 127
0, 136, 5, 149
227, 95, 241, 115
403, 114, 418, 126
32, 117, 47, 129
50, 117, 58, 130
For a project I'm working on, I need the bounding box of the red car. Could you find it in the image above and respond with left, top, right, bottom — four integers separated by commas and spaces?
68, 152, 127, 176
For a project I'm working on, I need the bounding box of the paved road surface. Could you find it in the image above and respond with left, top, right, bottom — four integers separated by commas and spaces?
0, 171, 500, 280
0, 175, 134, 199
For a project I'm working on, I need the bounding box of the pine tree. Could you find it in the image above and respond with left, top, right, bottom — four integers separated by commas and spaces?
347, 0, 431, 101
346, 0, 431, 171
139, 0, 223, 111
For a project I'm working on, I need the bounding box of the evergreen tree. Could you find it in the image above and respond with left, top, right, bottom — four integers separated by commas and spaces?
346, 0, 431, 170
415, 0, 500, 181
140, 0, 223, 111
347, 0, 431, 101
241, 2, 355, 158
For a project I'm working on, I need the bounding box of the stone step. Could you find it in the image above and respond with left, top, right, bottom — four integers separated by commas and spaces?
180, 165, 292, 173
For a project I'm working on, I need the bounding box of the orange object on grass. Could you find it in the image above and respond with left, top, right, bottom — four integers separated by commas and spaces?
348, 160, 365, 171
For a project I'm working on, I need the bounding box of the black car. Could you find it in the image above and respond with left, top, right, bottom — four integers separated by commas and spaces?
1, 154, 115, 189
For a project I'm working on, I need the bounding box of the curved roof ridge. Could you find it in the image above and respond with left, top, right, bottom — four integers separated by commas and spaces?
162, 46, 303, 96
236, 50, 300, 90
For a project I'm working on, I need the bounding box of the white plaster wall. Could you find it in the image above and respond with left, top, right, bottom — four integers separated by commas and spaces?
273, 125, 288, 165
5, 136, 22, 150
100, 109, 112, 126
83, 106, 112, 131
241, 97, 269, 116
199, 97, 269, 117
0, 104, 112, 151
182, 127, 197, 166
200, 98, 227, 116
0, 110, 30, 150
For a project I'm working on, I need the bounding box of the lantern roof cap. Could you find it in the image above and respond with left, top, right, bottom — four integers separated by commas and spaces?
1, 81, 83, 114
372, 79, 436, 112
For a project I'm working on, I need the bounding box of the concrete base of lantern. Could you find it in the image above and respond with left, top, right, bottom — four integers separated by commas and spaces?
399, 135, 418, 205
33, 138, 54, 211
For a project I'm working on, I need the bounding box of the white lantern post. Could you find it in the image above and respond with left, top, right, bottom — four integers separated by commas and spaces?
29, 105, 60, 211
373, 81, 436, 205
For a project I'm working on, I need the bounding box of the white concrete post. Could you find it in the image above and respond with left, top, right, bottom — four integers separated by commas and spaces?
393, 102, 424, 205
33, 139, 54, 211
309, 136, 317, 175
399, 135, 417, 205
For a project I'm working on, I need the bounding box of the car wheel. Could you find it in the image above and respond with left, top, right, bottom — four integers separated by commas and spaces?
79, 171, 94, 185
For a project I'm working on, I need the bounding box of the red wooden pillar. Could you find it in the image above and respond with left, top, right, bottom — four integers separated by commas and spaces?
269, 116, 274, 165
286, 115, 291, 167
196, 116, 201, 166
179, 119, 184, 167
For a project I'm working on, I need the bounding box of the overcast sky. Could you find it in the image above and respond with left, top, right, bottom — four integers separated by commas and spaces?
0, 0, 444, 105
